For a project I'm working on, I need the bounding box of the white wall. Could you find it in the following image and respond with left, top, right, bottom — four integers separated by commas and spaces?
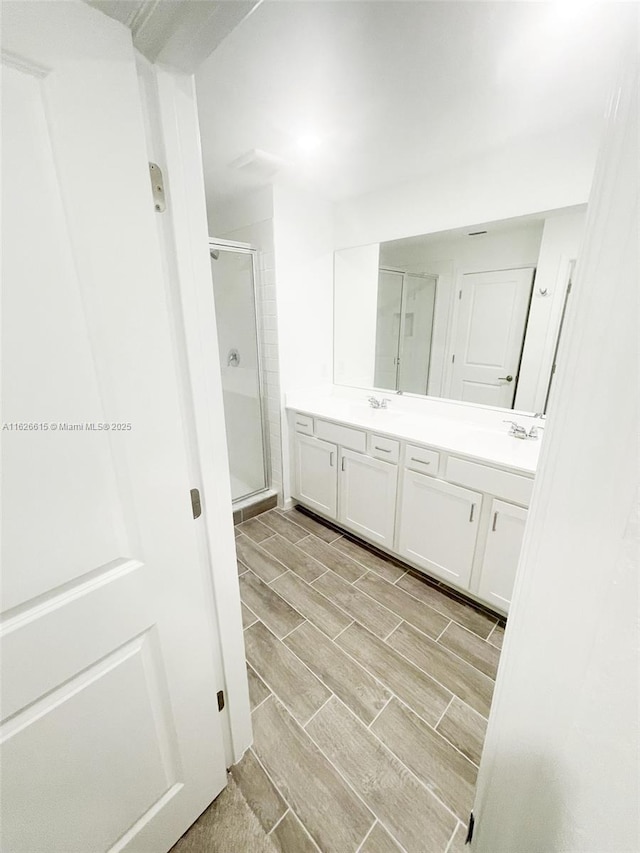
472, 57, 638, 853
334, 244, 380, 388
334, 126, 595, 249
271, 184, 335, 500
514, 208, 586, 412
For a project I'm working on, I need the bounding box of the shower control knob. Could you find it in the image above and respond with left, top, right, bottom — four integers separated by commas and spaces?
227, 348, 240, 367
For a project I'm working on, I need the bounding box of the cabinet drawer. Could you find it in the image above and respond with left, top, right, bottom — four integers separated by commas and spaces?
446, 456, 533, 506
405, 444, 440, 475
292, 413, 314, 436
369, 434, 399, 464
315, 419, 367, 453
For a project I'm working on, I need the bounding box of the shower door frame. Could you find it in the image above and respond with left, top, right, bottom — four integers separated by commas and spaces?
209, 238, 271, 503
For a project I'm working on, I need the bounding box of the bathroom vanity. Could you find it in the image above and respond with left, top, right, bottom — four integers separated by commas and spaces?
287, 393, 542, 615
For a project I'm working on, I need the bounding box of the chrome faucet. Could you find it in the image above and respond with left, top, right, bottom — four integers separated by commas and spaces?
368, 396, 390, 409
503, 420, 544, 440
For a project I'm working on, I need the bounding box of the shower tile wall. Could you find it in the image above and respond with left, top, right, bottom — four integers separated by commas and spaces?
219, 217, 283, 500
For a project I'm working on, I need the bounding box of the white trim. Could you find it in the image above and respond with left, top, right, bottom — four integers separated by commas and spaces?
154, 67, 252, 764
209, 236, 253, 251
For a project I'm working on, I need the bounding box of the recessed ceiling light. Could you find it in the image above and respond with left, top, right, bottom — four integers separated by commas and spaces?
295, 132, 323, 156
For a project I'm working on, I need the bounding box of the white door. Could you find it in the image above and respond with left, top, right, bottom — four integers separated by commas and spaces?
477, 500, 528, 613
293, 434, 338, 518
1, 4, 227, 853
398, 472, 481, 588
449, 268, 534, 407
339, 450, 398, 548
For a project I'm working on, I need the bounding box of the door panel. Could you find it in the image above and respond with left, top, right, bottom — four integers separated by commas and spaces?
1, 3, 227, 851
450, 268, 534, 407
293, 434, 338, 518
398, 472, 481, 587
339, 450, 398, 547
478, 499, 528, 612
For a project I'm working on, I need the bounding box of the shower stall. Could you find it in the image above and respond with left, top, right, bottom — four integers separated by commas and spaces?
209, 239, 269, 503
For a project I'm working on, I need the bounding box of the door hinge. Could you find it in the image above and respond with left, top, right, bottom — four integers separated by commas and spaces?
567, 279, 573, 293
217, 690, 225, 712
190, 487, 202, 519
452, 354, 456, 364
458, 289, 462, 300
465, 812, 475, 844
149, 162, 166, 213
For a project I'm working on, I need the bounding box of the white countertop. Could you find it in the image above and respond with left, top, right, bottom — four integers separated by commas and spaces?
286, 392, 543, 476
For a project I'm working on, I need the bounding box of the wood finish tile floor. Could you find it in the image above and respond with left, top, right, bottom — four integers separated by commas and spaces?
233, 506, 505, 853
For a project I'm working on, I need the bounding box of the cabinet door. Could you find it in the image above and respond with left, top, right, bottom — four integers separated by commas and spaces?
293, 434, 338, 519
398, 471, 481, 587
478, 499, 528, 612
339, 449, 398, 547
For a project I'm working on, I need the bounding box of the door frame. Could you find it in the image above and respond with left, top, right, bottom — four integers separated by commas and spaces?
141, 61, 252, 766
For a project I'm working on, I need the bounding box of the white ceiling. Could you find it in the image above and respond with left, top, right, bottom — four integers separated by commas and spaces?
195, 1, 634, 203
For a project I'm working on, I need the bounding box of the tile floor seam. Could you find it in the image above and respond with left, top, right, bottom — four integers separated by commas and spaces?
354, 820, 377, 853
328, 694, 465, 828
363, 621, 492, 721
249, 690, 273, 716
352, 559, 501, 639
356, 574, 478, 644
278, 617, 310, 643
392, 616, 499, 685
365, 694, 393, 731
434, 620, 453, 643
444, 821, 464, 853
331, 569, 424, 635
282, 602, 488, 767
433, 632, 499, 682
331, 619, 356, 642
382, 617, 404, 641
387, 691, 482, 769
264, 566, 292, 586
246, 746, 322, 852
321, 621, 475, 745
258, 696, 380, 851
433, 696, 455, 730
240, 571, 307, 633
287, 698, 401, 851
302, 693, 336, 731
304, 691, 460, 846
271, 572, 359, 638
266, 807, 289, 836
251, 539, 313, 578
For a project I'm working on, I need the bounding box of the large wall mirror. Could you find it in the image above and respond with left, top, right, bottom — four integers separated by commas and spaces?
334, 205, 586, 415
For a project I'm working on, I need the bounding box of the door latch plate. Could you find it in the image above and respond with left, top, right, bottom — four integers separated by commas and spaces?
149, 162, 166, 213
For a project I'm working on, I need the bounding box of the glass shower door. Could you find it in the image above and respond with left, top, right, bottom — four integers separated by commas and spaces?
210, 243, 267, 502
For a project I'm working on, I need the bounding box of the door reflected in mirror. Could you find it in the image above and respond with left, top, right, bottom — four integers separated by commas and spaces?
334, 205, 586, 415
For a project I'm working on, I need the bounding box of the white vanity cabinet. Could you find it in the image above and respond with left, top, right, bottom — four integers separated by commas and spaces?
339, 448, 398, 547
477, 499, 528, 610
398, 472, 481, 587
289, 407, 534, 615
293, 433, 338, 518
